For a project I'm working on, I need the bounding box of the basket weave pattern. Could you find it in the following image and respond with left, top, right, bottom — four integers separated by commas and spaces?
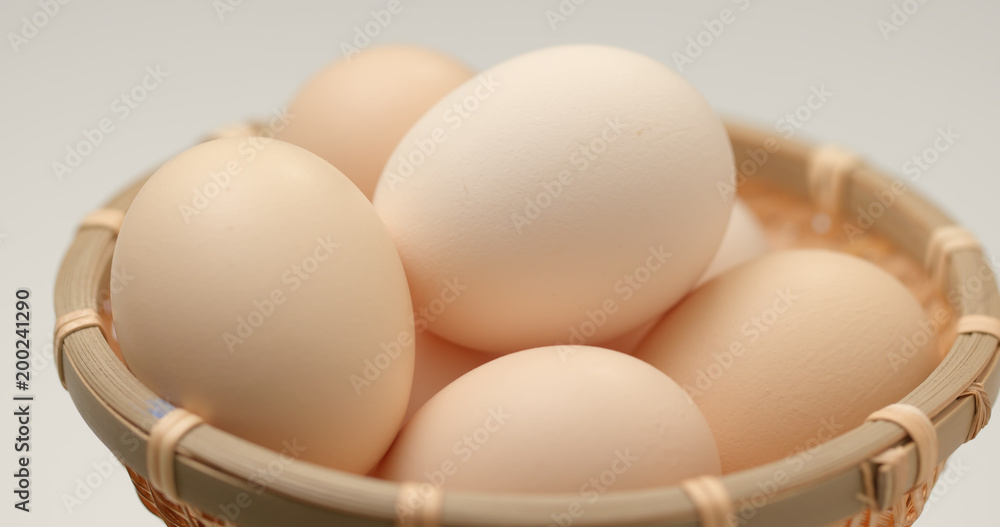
127, 467, 230, 527
833, 466, 941, 527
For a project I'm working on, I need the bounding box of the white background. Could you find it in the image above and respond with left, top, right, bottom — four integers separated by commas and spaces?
1, 0, 997, 525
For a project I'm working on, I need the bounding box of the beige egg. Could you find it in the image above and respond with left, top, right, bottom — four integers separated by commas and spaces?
595, 317, 659, 355
695, 199, 769, 288
111, 138, 415, 474
276, 46, 474, 199
404, 331, 492, 423
377, 345, 720, 493
374, 45, 735, 354
635, 249, 940, 473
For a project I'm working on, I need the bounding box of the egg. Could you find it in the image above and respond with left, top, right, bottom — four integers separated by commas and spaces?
635, 249, 940, 473
600, 200, 768, 355
111, 138, 415, 474
695, 199, 769, 288
377, 345, 720, 492
596, 317, 659, 355
374, 45, 735, 354
205, 122, 260, 140
404, 331, 492, 422
276, 46, 474, 199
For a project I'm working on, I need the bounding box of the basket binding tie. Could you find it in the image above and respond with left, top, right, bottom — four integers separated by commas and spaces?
396, 481, 443, 527
807, 145, 861, 218
924, 226, 980, 291
961, 382, 992, 442
147, 408, 205, 503
54, 208, 125, 389
680, 476, 732, 527
955, 314, 1000, 441
54, 308, 105, 389
861, 404, 937, 522
80, 208, 126, 234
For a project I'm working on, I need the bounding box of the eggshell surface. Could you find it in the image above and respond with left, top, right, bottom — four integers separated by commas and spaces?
377, 345, 721, 492
111, 138, 415, 474
635, 249, 940, 473
403, 331, 492, 422
277, 46, 474, 199
595, 317, 659, 355
695, 199, 769, 288
374, 45, 735, 354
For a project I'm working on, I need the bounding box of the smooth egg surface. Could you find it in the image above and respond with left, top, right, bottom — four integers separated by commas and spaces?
403, 330, 492, 423
277, 45, 474, 199
374, 45, 735, 354
377, 345, 721, 492
112, 138, 415, 474
695, 199, 769, 288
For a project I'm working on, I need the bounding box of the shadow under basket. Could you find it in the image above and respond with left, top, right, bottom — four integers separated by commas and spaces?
54, 122, 1000, 527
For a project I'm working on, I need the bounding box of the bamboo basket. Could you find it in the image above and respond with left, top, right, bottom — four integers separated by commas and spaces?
54, 121, 1000, 527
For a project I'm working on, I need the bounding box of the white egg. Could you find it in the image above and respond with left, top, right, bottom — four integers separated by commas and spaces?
374, 45, 735, 354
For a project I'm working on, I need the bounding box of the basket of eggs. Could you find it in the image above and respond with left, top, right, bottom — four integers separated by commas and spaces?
54, 45, 998, 527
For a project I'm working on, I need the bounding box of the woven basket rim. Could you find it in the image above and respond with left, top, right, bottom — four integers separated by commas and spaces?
54, 121, 1000, 527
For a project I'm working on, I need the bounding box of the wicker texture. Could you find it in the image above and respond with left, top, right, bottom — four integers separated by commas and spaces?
127, 467, 230, 526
